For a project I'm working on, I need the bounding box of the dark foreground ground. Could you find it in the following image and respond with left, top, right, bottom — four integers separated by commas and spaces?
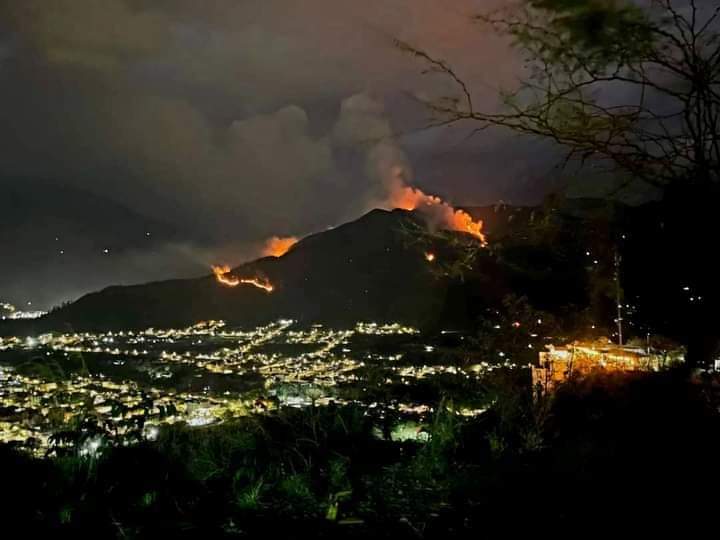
2, 369, 719, 538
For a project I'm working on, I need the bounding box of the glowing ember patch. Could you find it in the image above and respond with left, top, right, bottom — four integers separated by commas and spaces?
262, 236, 298, 257
211, 265, 274, 293
425, 252, 436, 262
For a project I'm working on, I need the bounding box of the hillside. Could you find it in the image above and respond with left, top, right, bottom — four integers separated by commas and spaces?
4, 210, 448, 332
1, 205, 593, 334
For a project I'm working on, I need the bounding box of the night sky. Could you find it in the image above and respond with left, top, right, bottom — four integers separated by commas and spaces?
0, 0, 565, 309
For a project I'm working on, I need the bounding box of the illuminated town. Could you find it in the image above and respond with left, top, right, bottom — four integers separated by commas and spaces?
0, 319, 516, 452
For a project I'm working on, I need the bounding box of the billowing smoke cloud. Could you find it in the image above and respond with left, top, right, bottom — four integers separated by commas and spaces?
332, 94, 486, 242
0, 0, 536, 308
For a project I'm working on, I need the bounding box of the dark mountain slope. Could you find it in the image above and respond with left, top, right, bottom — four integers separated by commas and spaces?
9, 210, 451, 332
2, 204, 596, 335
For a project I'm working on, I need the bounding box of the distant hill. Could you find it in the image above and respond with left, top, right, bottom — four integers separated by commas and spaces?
1, 205, 593, 335
3, 210, 448, 333
0, 178, 191, 309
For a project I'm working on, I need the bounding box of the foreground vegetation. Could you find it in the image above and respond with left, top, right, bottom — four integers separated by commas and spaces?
2, 368, 719, 537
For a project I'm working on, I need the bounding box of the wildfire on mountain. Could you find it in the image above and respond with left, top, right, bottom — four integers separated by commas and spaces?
262, 236, 298, 257
211, 265, 274, 293
238, 277, 274, 293
385, 166, 487, 245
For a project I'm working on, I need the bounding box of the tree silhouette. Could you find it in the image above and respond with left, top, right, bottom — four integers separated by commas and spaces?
399, 0, 720, 363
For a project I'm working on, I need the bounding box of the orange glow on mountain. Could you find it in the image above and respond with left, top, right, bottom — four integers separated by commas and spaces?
386, 174, 486, 245
211, 265, 274, 292
390, 185, 444, 212
262, 236, 298, 257
238, 276, 274, 292
212, 265, 239, 286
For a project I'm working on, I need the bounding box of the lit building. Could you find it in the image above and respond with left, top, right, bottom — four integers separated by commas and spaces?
533, 339, 685, 393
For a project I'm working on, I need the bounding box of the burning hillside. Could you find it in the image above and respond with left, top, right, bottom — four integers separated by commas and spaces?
11, 205, 583, 335
262, 236, 298, 257
207, 167, 483, 298
384, 166, 486, 245
211, 265, 274, 293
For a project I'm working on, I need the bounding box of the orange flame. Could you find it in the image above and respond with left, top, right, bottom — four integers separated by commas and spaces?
262, 236, 298, 257
387, 183, 486, 245
238, 277, 274, 293
425, 252, 436, 262
212, 265, 239, 286
211, 265, 274, 293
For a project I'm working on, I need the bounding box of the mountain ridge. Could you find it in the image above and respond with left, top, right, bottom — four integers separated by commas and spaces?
2, 209, 453, 333
1, 203, 594, 336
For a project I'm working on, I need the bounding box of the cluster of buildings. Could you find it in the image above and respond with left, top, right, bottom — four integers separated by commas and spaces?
0, 319, 498, 453
0, 364, 252, 452
532, 339, 685, 393
0, 301, 46, 321
1, 313, 688, 453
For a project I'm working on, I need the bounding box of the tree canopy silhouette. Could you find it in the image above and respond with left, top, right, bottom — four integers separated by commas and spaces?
398, 0, 719, 191
398, 0, 720, 364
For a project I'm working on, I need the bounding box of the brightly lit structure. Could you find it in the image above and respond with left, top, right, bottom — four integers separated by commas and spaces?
533, 339, 685, 393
